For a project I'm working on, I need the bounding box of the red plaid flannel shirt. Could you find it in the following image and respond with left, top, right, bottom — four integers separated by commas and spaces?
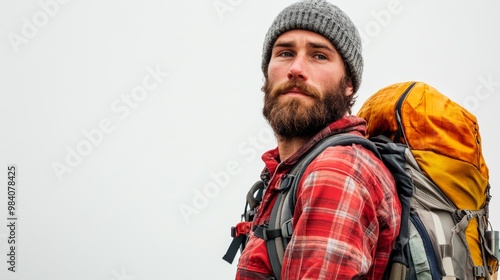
236, 116, 402, 279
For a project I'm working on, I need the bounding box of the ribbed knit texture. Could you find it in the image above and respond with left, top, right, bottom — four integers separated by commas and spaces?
262, 0, 363, 93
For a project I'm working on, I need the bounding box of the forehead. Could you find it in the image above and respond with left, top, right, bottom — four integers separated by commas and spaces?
273, 29, 335, 49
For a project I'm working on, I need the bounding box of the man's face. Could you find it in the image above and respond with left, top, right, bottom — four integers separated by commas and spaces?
263, 29, 354, 140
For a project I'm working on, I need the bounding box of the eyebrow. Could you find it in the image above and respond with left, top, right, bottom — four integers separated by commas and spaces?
273, 40, 336, 53
307, 42, 335, 53
273, 41, 294, 49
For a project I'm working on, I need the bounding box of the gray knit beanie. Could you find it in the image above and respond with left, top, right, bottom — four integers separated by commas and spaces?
262, 0, 363, 93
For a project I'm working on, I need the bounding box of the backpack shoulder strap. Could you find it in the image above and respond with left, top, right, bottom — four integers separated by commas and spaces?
263, 133, 379, 279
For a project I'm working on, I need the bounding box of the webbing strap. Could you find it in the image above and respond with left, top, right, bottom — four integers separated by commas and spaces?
452, 210, 485, 233
477, 212, 495, 279
451, 209, 493, 279
253, 226, 282, 241
430, 212, 456, 279
222, 235, 247, 264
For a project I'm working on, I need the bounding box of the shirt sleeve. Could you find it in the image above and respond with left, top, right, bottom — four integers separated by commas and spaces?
280, 145, 400, 279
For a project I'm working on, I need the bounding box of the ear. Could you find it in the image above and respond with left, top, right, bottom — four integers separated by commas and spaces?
344, 79, 354, 96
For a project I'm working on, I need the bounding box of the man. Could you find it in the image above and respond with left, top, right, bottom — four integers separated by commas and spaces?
235, 0, 401, 279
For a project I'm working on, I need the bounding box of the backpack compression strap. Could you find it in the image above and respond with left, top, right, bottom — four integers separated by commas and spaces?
222, 180, 265, 264
254, 133, 381, 280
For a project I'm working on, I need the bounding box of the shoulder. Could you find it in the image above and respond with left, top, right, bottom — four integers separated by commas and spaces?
310, 143, 387, 179
299, 143, 395, 202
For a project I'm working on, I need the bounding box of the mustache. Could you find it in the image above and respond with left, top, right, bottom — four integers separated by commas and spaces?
270, 80, 321, 99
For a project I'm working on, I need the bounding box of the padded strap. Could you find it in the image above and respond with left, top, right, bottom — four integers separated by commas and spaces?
267, 191, 287, 280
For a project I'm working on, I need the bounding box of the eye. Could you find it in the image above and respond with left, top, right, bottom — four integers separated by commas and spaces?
278, 51, 293, 58
314, 53, 328, 60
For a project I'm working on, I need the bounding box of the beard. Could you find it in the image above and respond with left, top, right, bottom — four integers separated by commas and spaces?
262, 77, 353, 140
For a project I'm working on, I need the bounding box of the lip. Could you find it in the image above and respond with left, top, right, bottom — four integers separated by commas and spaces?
282, 87, 309, 97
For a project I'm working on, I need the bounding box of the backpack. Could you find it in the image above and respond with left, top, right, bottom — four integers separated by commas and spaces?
359, 81, 498, 279
223, 81, 499, 280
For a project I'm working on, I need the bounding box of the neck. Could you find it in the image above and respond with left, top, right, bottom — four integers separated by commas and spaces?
277, 136, 310, 162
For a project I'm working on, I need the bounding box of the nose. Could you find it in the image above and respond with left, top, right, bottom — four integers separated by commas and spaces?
287, 55, 308, 81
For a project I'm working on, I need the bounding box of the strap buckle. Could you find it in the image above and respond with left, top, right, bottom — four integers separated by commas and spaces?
231, 222, 252, 238
473, 266, 487, 277
281, 218, 293, 238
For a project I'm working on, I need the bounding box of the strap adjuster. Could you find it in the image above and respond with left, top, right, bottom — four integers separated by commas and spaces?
231, 222, 252, 238
281, 218, 293, 238
473, 266, 487, 277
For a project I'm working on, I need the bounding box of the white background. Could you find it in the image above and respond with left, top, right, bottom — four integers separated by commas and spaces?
1, 0, 499, 279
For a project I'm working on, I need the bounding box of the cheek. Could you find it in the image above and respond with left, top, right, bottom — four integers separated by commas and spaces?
267, 61, 286, 80
319, 68, 346, 91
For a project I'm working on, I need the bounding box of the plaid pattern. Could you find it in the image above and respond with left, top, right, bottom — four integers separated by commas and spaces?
236, 116, 401, 279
